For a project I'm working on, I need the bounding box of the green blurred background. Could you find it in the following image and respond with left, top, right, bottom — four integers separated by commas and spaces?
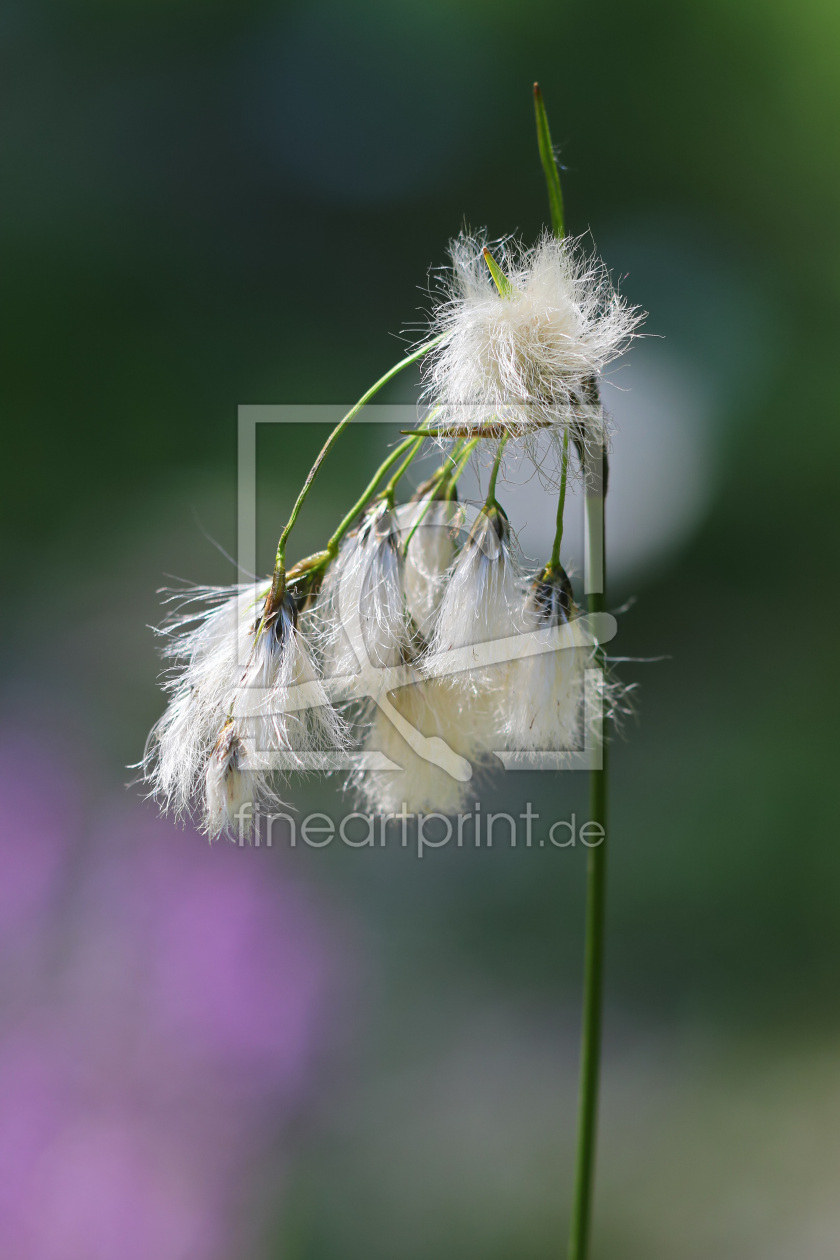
3, 0, 840, 1256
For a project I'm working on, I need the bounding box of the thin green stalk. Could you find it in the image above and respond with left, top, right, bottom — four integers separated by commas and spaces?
568, 444, 608, 1260
568, 723, 607, 1260
326, 435, 418, 555
326, 406, 444, 555
401, 438, 474, 556
383, 435, 425, 507
485, 433, 508, 508
549, 427, 570, 570
449, 436, 479, 486
531, 79, 608, 1258
265, 334, 444, 612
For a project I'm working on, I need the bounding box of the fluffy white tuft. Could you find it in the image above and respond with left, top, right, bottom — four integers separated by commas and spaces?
429, 505, 528, 668
203, 719, 260, 839
143, 582, 345, 830
502, 581, 595, 751
144, 583, 266, 819
422, 231, 642, 438
309, 501, 413, 697
351, 680, 479, 817
232, 596, 347, 772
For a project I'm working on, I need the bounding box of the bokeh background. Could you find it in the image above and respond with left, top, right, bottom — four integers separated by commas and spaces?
3, 1, 839, 1256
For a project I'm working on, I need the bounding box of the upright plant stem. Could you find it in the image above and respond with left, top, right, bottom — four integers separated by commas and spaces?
568, 446, 608, 1260
549, 427, 570, 570
533, 80, 609, 1258
568, 750, 607, 1260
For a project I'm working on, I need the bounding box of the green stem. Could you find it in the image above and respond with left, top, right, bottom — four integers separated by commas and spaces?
568, 446, 608, 1260
485, 433, 508, 508
265, 334, 444, 612
449, 436, 479, 487
383, 435, 425, 507
549, 427, 570, 570
325, 435, 418, 554
568, 731, 607, 1260
401, 438, 472, 556
326, 406, 444, 555
533, 81, 606, 1255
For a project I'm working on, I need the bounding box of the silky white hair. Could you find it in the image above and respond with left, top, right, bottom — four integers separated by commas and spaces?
429, 506, 528, 665
143, 583, 266, 819
351, 680, 476, 817
143, 583, 345, 836
309, 501, 414, 710
203, 719, 261, 838
422, 231, 642, 439
502, 584, 595, 752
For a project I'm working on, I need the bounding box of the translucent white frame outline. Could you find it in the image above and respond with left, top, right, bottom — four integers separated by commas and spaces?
236, 404, 609, 774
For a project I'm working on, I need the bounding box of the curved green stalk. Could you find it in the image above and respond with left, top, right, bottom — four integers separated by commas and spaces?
325, 435, 418, 556
485, 433, 509, 508
448, 436, 479, 487
384, 435, 425, 507
401, 438, 472, 556
265, 334, 444, 612
326, 407, 443, 555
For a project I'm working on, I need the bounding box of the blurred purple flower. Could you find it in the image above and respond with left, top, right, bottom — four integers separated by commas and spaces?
0, 749, 353, 1259
0, 735, 80, 944
0, 1031, 228, 1259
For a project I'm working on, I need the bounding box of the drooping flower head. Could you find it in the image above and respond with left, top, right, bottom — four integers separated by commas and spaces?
203, 718, 258, 838
310, 499, 413, 690
143, 583, 267, 822
143, 582, 345, 837
502, 565, 595, 753
350, 679, 474, 817
429, 501, 527, 662
422, 231, 642, 444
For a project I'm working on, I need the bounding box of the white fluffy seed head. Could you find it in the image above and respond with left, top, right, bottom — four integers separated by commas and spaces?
429, 504, 528, 661
310, 501, 413, 693
351, 679, 481, 816
232, 594, 348, 771
422, 231, 643, 438
203, 719, 259, 839
144, 582, 346, 825
502, 574, 595, 751
143, 583, 267, 818
417, 503, 530, 765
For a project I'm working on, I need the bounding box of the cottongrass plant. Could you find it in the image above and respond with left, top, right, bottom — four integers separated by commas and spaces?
141, 82, 644, 1260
